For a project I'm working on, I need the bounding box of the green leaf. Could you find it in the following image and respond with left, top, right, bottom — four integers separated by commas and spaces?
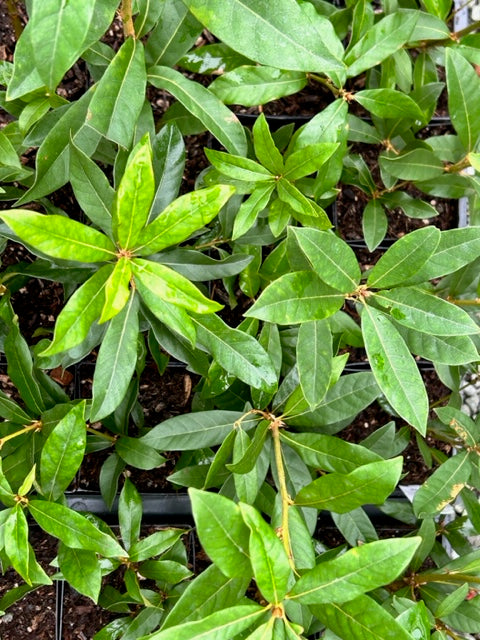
245, 271, 344, 324
240, 503, 292, 604
280, 431, 382, 474
193, 314, 278, 393
5, 506, 30, 584
99, 258, 132, 324
88, 38, 147, 149
294, 457, 402, 512
434, 583, 470, 618
90, 294, 140, 422
16, 89, 100, 205
362, 305, 429, 435
413, 451, 472, 518
138, 604, 265, 640
5, 317, 44, 415
162, 564, 250, 629
288, 537, 421, 605
178, 42, 252, 74
205, 148, 273, 182
119, 478, 142, 552
189, 488, 252, 579
182, 0, 345, 76
151, 123, 185, 217
288, 371, 380, 428
142, 410, 258, 451
367, 226, 441, 289
113, 134, 155, 250
116, 436, 166, 470
345, 11, 418, 77
277, 179, 332, 226
28, 500, 125, 558
0, 390, 32, 424
140, 559, 192, 583
331, 508, 378, 547
311, 594, 417, 640
297, 320, 332, 410
7, 0, 118, 97
135, 185, 236, 255
284, 143, 338, 181
156, 248, 253, 281
374, 287, 480, 337
40, 264, 113, 357
395, 325, 479, 366
144, 0, 201, 67
379, 149, 444, 181
287, 227, 361, 293
58, 544, 102, 603
252, 113, 284, 175
40, 402, 86, 501
362, 199, 388, 252
0, 210, 116, 263
148, 66, 247, 156
69, 142, 114, 233
210, 66, 307, 107
354, 89, 424, 120
446, 49, 480, 151
128, 528, 185, 563
132, 258, 222, 314
233, 184, 276, 241
435, 406, 480, 447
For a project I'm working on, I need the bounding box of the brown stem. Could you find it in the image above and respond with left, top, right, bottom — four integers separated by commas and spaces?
6, 0, 23, 40
308, 73, 341, 98
120, 0, 136, 39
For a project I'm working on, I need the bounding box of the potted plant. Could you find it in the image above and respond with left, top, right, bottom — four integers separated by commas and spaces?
1, 1, 480, 638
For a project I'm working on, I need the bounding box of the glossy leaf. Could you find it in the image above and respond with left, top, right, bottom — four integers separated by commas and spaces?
0, 390, 32, 424
193, 314, 278, 393
374, 287, 480, 337
157, 248, 253, 281
210, 66, 307, 106
345, 11, 418, 77
287, 227, 361, 293
362, 304, 429, 435
8, 0, 118, 97
88, 38, 147, 149
284, 143, 338, 181
58, 544, 102, 603
119, 478, 142, 552
311, 594, 416, 640
280, 431, 382, 474
150, 123, 185, 217
367, 226, 441, 289
139, 604, 265, 640
132, 259, 222, 314
5, 506, 30, 584
148, 66, 247, 156
90, 294, 140, 422
435, 406, 480, 447
128, 528, 185, 563
253, 113, 284, 175
99, 258, 132, 324
240, 503, 292, 604
0, 210, 117, 263
288, 537, 420, 605
363, 199, 388, 252
189, 488, 252, 579
40, 402, 86, 501
136, 185, 236, 255
69, 142, 114, 234
294, 458, 402, 512
28, 500, 126, 558
183, 0, 345, 75
354, 89, 424, 120
413, 451, 472, 518
113, 134, 155, 250
142, 410, 258, 451
205, 148, 273, 182
395, 325, 479, 366
245, 271, 344, 324
116, 436, 166, 470
297, 320, 332, 410
233, 183, 275, 241
379, 149, 444, 181
446, 49, 480, 151
40, 265, 113, 357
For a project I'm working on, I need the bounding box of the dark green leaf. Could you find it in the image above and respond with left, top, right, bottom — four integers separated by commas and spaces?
252, 113, 284, 175
379, 149, 444, 181
116, 436, 166, 470
354, 89, 424, 120
58, 544, 102, 602
297, 320, 332, 410
446, 49, 480, 151
144, 1, 201, 67
362, 199, 388, 251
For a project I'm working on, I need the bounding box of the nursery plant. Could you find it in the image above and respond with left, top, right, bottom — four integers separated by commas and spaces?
1, 0, 480, 639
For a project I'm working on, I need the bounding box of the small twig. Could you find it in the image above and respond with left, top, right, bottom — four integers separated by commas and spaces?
6, 0, 23, 40
120, 0, 136, 39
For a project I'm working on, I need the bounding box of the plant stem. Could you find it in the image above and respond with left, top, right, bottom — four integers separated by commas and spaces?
86, 426, 117, 442
447, 297, 480, 306
5, 0, 23, 40
308, 73, 340, 98
120, 0, 136, 39
270, 418, 295, 570
0, 422, 42, 449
